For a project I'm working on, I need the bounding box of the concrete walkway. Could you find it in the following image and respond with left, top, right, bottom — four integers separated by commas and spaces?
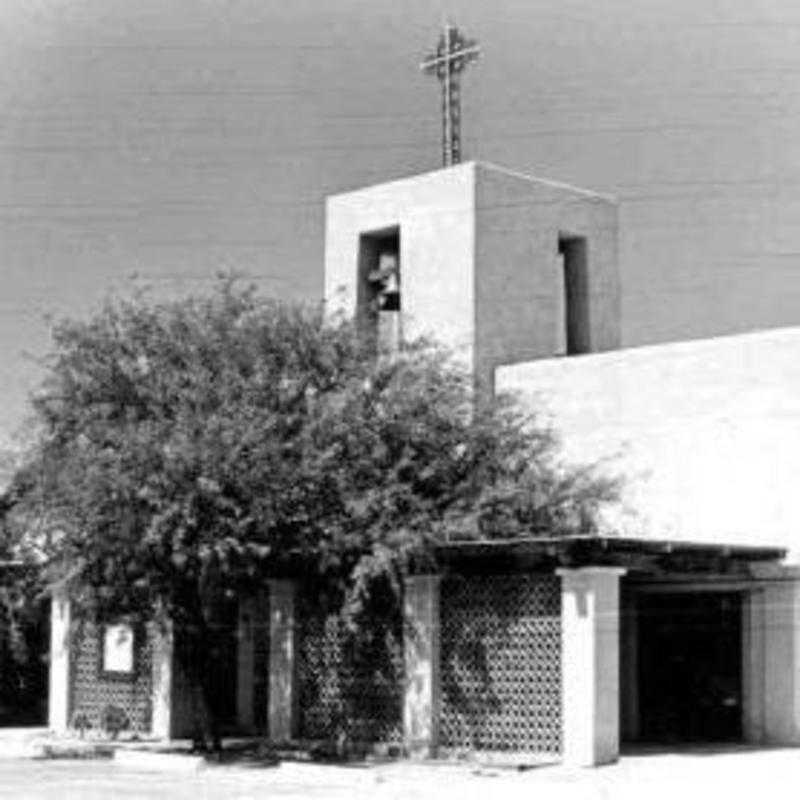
0, 744, 798, 800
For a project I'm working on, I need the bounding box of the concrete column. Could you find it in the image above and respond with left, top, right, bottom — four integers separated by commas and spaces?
150, 620, 174, 739
557, 567, 626, 767
236, 597, 256, 733
403, 574, 441, 758
762, 569, 800, 743
742, 587, 766, 744
48, 593, 71, 734
268, 580, 298, 742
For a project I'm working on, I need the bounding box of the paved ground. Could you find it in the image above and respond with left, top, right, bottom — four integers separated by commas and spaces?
1, 747, 800, 800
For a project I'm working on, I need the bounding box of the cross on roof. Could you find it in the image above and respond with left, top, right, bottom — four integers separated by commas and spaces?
420, 23, 481, 167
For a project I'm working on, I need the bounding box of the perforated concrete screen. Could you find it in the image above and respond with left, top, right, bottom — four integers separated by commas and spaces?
296, 604, 404, 744
439, 574, 562, 754
69, 618, 152, 735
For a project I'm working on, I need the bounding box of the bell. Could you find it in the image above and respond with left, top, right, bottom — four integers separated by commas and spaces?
378, 251, 398, 271
382, 270, 400, 295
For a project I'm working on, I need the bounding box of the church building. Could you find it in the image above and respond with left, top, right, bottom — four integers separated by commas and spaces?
48, 160, 800, 766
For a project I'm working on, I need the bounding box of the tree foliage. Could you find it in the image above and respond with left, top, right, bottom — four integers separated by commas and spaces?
9, 279, 617, 746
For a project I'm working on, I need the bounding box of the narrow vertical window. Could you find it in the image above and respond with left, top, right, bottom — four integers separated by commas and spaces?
558, 235, 591, 355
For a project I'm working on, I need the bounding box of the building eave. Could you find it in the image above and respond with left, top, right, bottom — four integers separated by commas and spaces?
432, 534, 786, 576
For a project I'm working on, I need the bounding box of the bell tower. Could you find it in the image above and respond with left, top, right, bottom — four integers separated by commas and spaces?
324, 161, 620, 390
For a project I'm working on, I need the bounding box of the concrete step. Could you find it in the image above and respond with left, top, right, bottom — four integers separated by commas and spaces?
0, 728, 117, 760
33, 740, 114, 760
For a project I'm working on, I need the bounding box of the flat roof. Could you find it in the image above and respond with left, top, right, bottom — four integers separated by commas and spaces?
433, 535, 786, 574
326, 160, 616, 204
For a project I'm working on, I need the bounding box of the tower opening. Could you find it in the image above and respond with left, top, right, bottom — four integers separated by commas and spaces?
358, 226, 401, 352
558, 235, 591, 355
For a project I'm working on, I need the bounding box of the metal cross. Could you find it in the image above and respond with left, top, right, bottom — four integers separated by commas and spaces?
420, 23, 480, 167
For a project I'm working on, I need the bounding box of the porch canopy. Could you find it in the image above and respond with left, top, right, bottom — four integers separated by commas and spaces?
433, 534, 786, 575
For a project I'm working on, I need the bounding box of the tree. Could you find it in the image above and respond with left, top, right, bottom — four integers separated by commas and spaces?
9, 279, 617, 749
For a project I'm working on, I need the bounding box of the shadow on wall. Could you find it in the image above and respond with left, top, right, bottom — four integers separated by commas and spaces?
440, 610, 504, 747
439, 574, 562, 754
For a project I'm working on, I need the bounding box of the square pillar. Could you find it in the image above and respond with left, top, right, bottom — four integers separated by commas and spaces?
268, 580, 298, 742
403, 574, 441, 758
48, 593, 71, 734
557, 567, 626, 767
150, 620, 174, 739
761, 568, 800, 743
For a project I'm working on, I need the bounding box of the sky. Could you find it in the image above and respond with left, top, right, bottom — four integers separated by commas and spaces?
3, 0, 800, 445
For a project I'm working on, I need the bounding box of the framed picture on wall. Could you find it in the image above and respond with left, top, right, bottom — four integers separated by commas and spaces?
101, 623, 135, 675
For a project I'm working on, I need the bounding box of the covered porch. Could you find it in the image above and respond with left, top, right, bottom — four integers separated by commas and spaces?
48, 535, 797, 767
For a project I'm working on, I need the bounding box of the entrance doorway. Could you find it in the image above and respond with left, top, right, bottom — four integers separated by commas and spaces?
636, 591, 742, 743
205, 596, 239, 734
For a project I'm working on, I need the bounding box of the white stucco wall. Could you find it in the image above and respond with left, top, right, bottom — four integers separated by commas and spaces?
474, 164, 620, 386
496, 327, 800, 561
324, 162, 476, 372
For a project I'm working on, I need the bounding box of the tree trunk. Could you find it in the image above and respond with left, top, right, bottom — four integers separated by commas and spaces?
177, 564, 230, 752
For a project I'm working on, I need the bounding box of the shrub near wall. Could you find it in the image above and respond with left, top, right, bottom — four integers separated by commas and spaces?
296, 587, 404, 747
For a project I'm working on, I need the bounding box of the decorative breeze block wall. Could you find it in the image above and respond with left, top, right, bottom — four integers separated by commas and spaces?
439, 573, 562, 754
68, 618, 153, 736
296, 597, 404, 744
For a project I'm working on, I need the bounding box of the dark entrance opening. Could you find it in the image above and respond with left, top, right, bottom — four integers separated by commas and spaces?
637, 591, 742, 743
0, 593, 49, 726
206, 596, 239, 734
174, 596, 240, 736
